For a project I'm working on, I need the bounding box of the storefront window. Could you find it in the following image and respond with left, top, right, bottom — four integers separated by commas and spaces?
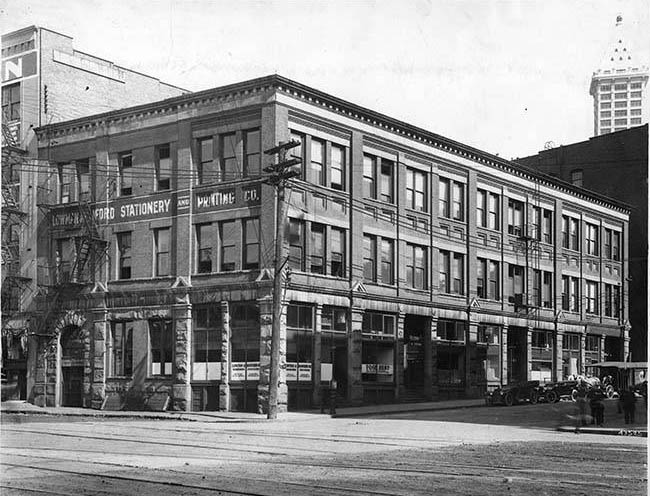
531, 330, 553, 382
585, 335, 600, 366
477, 325, 500, 383
436, 319, 465, 387
362, 311, 395, 383
230, 302, 260, 382
562, 333, 581, 379
192, 305, 222, 381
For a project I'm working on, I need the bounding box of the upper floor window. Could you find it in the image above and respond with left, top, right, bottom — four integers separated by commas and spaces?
243, 218, 259, 270
156, 144, 171, 191
532, 269, 553, 308
149, 319, 173, 376
119, 152, 133, 196
219, 220, 237, 272
507, 199, 524, 236
77, 159, 91, 201
362, 312, 395, 336
507, 264, 525, 302
437, 319, 465, 342
406, 243, 427, 290
287, 303, 313, 330
154, 228, 171, 276
117, 232, 132, 279
289, 131, 304, 180
585, 281, 598, 314
562, 215, 580, 251
310, 138, 325, 186
309, 223, 325, 274
439, 178, 464, 221
1, 83, 20, 121
585, 223, 599, 255
244, 129, 260, 177
330, 144, 345, 191
439, 250, 464, 295
603, 228, 621, 261
363, 154, 394, 203
288, 218, 304, 271
197, 137, 214, 184
562, 275, 580, 312
220, 132, 238, 181
380, 238, 394, 285
59, 163, 75, 204
330, 227, 345, 278
532, 207, 553, 243
406, 168, 427, 212
363, 234, 377, 282
477, 258, 499, 300
196, 223, 212, 273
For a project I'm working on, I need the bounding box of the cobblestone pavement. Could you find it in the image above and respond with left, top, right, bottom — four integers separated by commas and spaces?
1, 405, 647, 495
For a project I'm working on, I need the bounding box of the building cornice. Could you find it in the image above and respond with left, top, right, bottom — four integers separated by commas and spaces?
35, 74, 631, 214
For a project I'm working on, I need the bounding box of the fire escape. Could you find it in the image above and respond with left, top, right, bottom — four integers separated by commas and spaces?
1, 123, 31, 367
35, 161, 109, 337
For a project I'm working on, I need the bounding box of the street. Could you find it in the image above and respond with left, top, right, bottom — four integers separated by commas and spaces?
1, 403, 647, 495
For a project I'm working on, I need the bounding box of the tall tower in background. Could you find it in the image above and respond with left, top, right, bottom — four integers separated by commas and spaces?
589, 15, 649, 136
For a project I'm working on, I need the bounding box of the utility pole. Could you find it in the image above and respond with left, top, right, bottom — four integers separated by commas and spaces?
263, 140, 301, 419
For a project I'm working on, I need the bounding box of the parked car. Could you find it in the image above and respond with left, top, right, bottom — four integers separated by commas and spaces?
486, 381, 543, 406
543, 380, 579, 403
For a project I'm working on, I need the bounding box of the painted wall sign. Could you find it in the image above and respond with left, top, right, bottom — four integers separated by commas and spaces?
2, 51, 37, 82
194, 184, 261, 212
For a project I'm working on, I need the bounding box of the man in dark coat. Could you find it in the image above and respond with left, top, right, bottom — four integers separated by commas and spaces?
619, 388, 637, 424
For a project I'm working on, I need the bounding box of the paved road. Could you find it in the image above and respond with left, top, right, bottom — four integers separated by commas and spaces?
1, 407, 646, 495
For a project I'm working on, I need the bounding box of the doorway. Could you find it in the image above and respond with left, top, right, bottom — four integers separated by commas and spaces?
62, 366, 84, 407
404, 316, 427, 391
507, 327, 527, 384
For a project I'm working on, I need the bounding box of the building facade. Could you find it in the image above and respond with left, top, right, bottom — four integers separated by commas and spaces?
589, 15, 649, 136
32, 75, 630, 412
1, 26, 187, 400
518, 124, 648, 361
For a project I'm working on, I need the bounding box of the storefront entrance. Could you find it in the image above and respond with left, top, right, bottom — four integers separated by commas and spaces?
60, 325, 85, 407
507, 327, 527, 384
403, 316, 427, 391
62, 366, 84, 407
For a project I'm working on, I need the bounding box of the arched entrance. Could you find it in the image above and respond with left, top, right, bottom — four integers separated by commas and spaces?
59, 325, 85, 407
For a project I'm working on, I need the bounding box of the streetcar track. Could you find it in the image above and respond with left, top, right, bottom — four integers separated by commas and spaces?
4, 448, 643, 489
0, 484, 76, 496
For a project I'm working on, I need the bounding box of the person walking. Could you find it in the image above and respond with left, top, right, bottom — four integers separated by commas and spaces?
619, 388, 637, 424
589, 389, 605, 426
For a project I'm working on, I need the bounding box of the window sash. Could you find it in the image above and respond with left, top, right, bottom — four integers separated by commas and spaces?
150, 320, 173, 375
219, 220, 237, 272
363, 155, 376, 199
310, 224, 325, 274
379, 159, 393, 203
288, 219, 304, 271
155, 228, 170, 276
310, 138, 325, 185
118, 232, 132, 279
331, 145, 345, 190
244, 129, 260, 177
363, 235, 376, 281
439, 179, 449, 218
243, 218, 259, 269
110, 322, 133, 377
380, 239, 394, 284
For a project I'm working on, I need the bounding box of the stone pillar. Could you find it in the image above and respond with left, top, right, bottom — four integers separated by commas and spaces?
622, 327, 630, 362
423, 316, 434, 400
466, 319, 479, 398
395, 312, 405, 400
90, 307, 108, 409
219, 301, 231, 411
526, 327, 533, 381
501, 325, 508, 386
348, 308, 364, 405
579, 332, 586, 376
599, 334, 606, 363
312, 304, 323, 406
555, 329, 565, 381
171, 297, 192, 411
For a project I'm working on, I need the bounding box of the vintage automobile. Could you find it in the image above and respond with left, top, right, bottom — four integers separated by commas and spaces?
486, 381, 543, 406
585, 361, 648, 399
543, 380, 580, 403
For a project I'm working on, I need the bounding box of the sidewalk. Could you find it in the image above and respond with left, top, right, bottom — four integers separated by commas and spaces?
1, 398, 485, 422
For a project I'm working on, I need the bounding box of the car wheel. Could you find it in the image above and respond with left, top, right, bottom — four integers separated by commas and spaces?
571, 389, 578, 402
504, 392, 514, 406
605, 385, 615, 399
530, 391, 538, 405
546, 390, 559, 403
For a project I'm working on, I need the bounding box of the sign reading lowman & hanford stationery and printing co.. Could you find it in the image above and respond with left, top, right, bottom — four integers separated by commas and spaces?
50, 185, 261, 227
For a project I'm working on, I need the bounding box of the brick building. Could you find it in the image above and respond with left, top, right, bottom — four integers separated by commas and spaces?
518, 125, 648, 361
32, 75, 630, 412
1, 26, 187, 400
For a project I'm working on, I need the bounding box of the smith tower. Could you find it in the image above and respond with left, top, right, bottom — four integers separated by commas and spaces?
589, 15, 649, 136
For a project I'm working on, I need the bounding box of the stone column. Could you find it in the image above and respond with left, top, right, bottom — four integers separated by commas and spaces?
579, 332, 586, 376
555, 329, 565, 381
90, 306, 108, 409
312, 304, 323, 406
526, 327, 533, 381
348, 307, 364, 405
219, 301, 231, 411
423, 316, 433, 400
171, 297, 192, 411
500, 325, 508, 386
622, 327, 630, 362
466, 319, 479, 398
395, 312, 405, 400
599, 334, 606, 363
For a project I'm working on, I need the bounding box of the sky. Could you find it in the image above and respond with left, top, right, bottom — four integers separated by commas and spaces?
2, 0, 649, 159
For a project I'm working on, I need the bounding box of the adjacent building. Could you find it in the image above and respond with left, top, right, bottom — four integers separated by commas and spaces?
1, 26, 187, 400
518, 124, 648, 361
30, 75, 630, 413
589, 15, 649, 136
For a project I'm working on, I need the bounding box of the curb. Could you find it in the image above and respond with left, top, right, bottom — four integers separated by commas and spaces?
332, 402, 486, 418
557, 425, 647, 437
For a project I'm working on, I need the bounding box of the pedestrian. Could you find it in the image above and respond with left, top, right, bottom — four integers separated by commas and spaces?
620, 388, 637, 424
589, 389, 605, 426
576, 384, 589, 427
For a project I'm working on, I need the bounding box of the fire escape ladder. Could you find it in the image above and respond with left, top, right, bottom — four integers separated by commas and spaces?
70, 199, 108, 283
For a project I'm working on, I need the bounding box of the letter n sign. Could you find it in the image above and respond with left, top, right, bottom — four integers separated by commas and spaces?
2, 52, 37, 82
